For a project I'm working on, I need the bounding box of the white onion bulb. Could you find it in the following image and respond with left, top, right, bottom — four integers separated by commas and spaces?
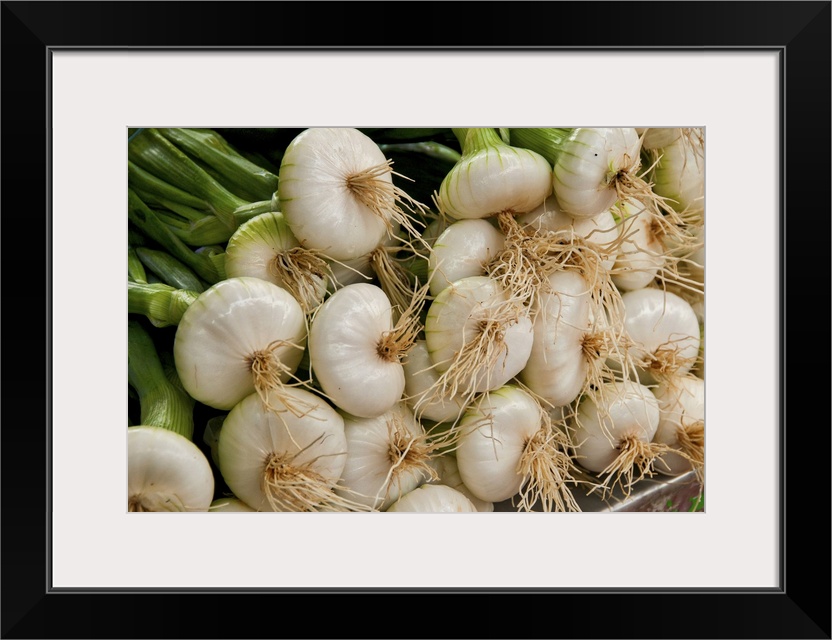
128, 425, 215, 512
308, 283, 410, 418
386, 484, 477, 512
278, 127, 426, 261
428, 218, 506, 297
570, 380, 664, 497
437, 128, 553, 220
455, 385, 579, 511
552, 127, 642, 219
174, 277, 307, 411
217, 387, 351, 512
617, 288, 701, 385
335, 403, 435, 510
224, 211, 329, 313
652, 375, 705, 476
519, 270, 592, 408
424, 276, 533, 402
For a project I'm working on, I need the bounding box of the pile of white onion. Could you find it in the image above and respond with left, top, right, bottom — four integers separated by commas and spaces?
127, 126, 704, 513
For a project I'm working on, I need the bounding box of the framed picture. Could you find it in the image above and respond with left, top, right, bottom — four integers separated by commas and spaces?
3, 1, 828, 638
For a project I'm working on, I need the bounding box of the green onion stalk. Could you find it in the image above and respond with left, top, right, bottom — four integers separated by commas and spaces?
155, 128, 279, 202
127, 188, 226, 284
128, 281, 198, 328
135, 246, 206, 293
127, 247, 148, 284
128, 319, 195, 440
507, 128, 574, 167
128, 128, 279, 246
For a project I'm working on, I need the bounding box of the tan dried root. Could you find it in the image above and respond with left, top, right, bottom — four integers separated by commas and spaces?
486, 211, 560, 311
676, 419, 705, 484
376, 281, 429, 364
345, 160, 432, 252
261, 434, 374, 512
268, 246, 332, 315
423, 296, 527, 414
486, 212, 627, 326
513, 413, 583, 513
586, 434, 677, 500
369, 243, 427, 321
637, 336, 701, 382
610, 198, 704, 298
609, 151, 670, 220
369, 413, 441, 510
579, 323, 637, 395
249, 339, 318, 418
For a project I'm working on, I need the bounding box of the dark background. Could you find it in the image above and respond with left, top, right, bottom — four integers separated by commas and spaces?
2, 2, 829, 638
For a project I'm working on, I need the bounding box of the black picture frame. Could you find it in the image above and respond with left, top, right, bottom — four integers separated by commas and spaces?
2, 1, 829, 638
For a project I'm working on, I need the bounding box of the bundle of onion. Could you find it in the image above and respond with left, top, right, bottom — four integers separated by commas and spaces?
454, 385, 581, 512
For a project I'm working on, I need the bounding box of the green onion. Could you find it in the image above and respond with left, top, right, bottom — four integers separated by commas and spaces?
128, 319, 195, 440
127, 247, 148, 284
135, 247, 206, 293
507, 128, 573, 166
157, 128, 279, 202
128, 281, 199, 328
129, 129, 251, 230
127, 189, 225, 284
